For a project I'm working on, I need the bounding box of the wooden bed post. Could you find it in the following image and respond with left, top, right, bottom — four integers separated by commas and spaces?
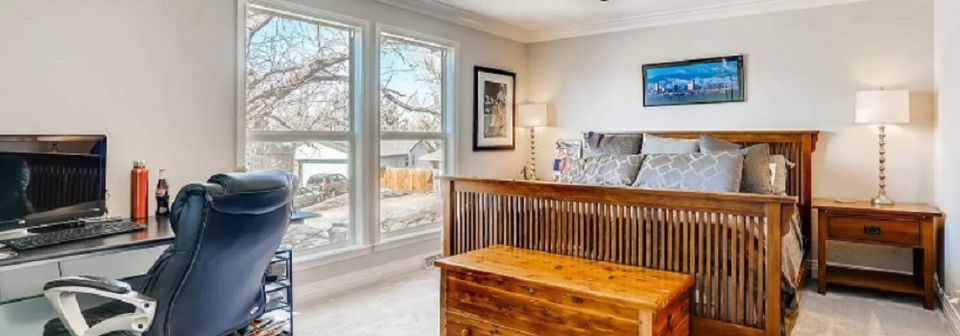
799, 133, 817, 250
441, 178, 455, 257
765, 203, 784, 336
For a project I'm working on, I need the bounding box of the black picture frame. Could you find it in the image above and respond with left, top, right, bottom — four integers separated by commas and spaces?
642, 55, 746, 107
473, 66, 517, 151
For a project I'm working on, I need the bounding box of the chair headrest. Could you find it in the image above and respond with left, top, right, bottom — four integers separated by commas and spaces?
207, 170, 292, 195
205, 170, 293, 215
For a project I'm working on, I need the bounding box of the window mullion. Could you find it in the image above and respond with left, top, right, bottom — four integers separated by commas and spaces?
360, 23, 381, 246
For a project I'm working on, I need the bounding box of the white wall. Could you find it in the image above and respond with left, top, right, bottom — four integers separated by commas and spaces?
0, 0, 239, 216
935, 0, 960, 294
528, 0, 934, 272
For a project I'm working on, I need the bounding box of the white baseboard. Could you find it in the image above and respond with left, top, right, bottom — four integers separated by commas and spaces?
294, 250, 440, 304
938, 278, 960, 336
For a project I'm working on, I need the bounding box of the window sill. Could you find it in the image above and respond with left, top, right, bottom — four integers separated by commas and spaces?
292, 244, 372, 272
375, 227, 441, 252
291, 227, 441, 272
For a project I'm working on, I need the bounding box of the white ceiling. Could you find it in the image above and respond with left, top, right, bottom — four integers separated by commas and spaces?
435, 0, 759, 31
377, 0, 870, 42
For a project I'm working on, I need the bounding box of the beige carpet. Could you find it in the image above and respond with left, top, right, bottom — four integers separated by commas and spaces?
295, 268, 952, 336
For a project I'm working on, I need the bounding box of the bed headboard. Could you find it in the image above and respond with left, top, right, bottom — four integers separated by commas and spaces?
601, 130, 820, 244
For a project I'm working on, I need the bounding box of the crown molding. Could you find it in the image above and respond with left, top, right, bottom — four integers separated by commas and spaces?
374, 0, 534, 42
528, 0, 871, 42
377, 0, 870, 43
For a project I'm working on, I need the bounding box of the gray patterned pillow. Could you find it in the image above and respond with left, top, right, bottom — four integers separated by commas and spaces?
641, 134, 699, 154
581, 154, 644, 185
697, 134, 773, 194
632, 152, 744, 192
559, 154, 643, 186
582, 133, 642, 157
699, 134, 742, 152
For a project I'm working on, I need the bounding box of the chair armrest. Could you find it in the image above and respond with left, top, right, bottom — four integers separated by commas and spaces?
44, 276, 157, 336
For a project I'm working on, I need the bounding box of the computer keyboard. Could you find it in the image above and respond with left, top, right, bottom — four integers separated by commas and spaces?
0, 221, 145, 251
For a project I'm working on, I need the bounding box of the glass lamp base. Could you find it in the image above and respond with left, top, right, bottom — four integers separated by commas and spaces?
871, 194, 895, 206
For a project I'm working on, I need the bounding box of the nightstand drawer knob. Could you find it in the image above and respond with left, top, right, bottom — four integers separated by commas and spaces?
863, 225, 882, 235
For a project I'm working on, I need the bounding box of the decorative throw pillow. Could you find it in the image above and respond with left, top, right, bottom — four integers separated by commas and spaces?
582, 132, 642, 157
697, 135, 773, 194
632, 152, 744, 192
739, 144, 773, 194
640, 134, 699, 154
581, 154, 644, 186
560, 154, 644, 186
699, 134, 741, 152
558, 158, 587, 184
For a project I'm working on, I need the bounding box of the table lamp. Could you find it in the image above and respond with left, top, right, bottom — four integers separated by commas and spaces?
855, 90, 910, 206
518, 104, 549, 180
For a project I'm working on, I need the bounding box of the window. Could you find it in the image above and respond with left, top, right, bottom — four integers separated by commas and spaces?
240, 2, 456, 255
378, 32, 451, 236
243, 3, 359, 252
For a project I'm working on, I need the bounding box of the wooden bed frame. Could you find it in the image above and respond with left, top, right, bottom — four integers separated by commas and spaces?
439, 130, 819, 336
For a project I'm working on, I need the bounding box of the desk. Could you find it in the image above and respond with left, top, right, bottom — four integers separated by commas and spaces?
0, 217, 175, 272
0, 217, 175, 334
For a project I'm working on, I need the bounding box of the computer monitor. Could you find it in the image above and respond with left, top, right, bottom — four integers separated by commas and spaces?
0, 135, 107, 232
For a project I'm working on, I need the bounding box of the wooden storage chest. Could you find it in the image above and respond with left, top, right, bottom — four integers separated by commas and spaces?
435, 245, 694, 336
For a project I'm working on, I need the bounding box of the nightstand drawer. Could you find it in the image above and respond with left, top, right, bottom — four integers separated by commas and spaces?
827, 216, 920, 245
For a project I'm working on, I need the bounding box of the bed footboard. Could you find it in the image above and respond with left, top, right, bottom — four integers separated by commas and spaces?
440, 177, 796, 336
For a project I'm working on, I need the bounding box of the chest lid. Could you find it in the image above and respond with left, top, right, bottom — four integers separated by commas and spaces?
435, 245, 693, 311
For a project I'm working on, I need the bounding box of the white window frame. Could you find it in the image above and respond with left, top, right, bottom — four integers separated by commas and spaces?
373, 24, 459, 242
236, 0, 458, 263
237, 0, 368, 256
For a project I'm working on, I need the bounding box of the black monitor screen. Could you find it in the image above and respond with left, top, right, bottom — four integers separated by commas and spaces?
0, 135, 107, 231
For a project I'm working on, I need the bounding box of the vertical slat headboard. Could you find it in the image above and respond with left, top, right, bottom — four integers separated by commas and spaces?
603, 130, 819, 249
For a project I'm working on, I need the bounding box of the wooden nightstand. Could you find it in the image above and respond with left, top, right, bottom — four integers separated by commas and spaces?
814, 199, 943, 310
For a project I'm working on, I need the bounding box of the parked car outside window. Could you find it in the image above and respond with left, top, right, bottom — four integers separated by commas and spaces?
306, 173, 348, 199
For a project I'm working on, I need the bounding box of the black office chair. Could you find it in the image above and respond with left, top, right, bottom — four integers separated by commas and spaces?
42, 170, 294, 336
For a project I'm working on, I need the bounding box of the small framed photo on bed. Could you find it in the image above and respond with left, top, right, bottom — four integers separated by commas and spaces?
643, 55, 745, 107
473, 66, 516, 151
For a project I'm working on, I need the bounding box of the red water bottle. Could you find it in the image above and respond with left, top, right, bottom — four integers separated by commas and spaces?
131, 161, 149, 219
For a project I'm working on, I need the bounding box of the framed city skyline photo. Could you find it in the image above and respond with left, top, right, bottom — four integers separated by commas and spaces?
643, 55, 745, 107
473, 66, 516, 151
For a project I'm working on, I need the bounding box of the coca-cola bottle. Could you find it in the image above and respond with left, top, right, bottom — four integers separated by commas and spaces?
155, 169, 170, 217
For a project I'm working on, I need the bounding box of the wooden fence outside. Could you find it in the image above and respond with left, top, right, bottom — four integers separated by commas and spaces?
381, 167, 435, 192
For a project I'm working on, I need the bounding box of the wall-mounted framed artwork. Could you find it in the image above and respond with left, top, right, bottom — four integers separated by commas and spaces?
642, 55, 745, 107
473, 66, 516, 151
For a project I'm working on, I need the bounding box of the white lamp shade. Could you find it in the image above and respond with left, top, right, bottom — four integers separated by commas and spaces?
517, 104, 549, 127
855, 90, 910, 124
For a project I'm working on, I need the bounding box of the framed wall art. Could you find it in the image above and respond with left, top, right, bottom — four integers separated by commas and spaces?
473, 66, 516, 151
643, 55, 745, 107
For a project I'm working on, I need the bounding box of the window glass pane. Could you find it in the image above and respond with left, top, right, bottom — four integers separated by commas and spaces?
247, 141, 351, 251
379, 140, 443, 234
246, 8, 351, 132
379, 35, 443, 133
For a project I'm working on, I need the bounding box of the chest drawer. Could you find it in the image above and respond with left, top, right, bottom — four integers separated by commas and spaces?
826, 215, 920, 246
445, 311, 533, 336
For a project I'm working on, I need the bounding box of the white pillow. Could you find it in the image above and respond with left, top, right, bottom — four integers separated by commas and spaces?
769, 155, 790, 195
